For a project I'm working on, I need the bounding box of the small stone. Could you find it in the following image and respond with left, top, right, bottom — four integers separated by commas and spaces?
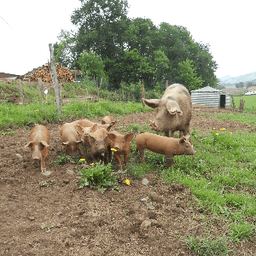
140, 197, 148, 202
140, 220, 151, 233
66, 169, 74, 175
15, 154, 22, 159
142, 178, 149, 186
147, 202, 155, 210
42, 171, 52, 176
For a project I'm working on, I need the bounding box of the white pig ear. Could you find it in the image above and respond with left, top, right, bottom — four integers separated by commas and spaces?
142, 98, 161, 109
41, 141, 49, 147
125, 132, 135, 143
166, 100, 183, 116
24, 141, 33, 148
62, 141, 69, 145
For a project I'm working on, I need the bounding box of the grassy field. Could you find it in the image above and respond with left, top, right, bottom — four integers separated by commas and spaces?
233, 95, 256, 114
1, 81, 256, 254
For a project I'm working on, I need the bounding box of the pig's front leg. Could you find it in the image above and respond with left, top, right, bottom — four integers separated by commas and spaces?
41, 159, 46, 172
165, 154, 174, 168
138, 149, 145, 163
114, 152, 123, 170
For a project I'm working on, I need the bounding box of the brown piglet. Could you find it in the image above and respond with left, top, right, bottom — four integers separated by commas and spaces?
135, 132, 195, 167
107, 131, 134, 170
60, 121, 83, 158
24, 125, 50, 172
87, 128, 110, 164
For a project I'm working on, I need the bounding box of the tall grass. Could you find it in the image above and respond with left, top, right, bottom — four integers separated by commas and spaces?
0, 100, 153, 130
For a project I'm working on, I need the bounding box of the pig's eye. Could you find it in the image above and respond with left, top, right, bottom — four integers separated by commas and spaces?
122, 141, 125, 144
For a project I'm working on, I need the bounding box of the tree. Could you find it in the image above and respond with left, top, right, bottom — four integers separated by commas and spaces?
176, 59, 204, 91
77, 50, 107, 80
235, 82, 244, 88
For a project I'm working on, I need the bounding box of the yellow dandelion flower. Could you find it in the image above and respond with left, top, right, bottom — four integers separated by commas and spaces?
220, 128, 226, 130
213, 128, 216, 130
125, 179, 130, 185
229, 132, 232, 135
111, 148, 117, 152
79, 159, 85, 162
90, 163, 94, 166
216, 133, 219, 135
36, 110, 38, 111
150, 120, 152, 122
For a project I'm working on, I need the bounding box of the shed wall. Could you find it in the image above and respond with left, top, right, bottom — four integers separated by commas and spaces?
191, 92, 230, 108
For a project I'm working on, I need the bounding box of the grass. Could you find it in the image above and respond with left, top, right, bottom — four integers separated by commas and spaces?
1, 80, 256, 253
0, 100, 153, 130
233, 95, 256, 114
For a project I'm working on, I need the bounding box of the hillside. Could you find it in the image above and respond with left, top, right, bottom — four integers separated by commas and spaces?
219, 71, 256, 85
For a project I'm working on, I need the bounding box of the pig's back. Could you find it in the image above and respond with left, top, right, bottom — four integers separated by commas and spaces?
30, 125, 49, 143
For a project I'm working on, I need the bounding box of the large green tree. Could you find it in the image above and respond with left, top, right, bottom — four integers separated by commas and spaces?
55, 0, 218, 90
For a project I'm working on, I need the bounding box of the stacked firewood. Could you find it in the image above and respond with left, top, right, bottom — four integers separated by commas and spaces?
19, 63, 78, 83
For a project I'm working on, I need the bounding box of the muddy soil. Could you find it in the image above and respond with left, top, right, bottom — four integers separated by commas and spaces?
1, 107, 256, 255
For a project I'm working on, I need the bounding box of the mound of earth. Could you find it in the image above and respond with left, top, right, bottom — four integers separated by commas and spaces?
1, 107, 255, 255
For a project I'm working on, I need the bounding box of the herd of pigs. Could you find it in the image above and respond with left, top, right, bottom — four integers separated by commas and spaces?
24, 84, 196, 173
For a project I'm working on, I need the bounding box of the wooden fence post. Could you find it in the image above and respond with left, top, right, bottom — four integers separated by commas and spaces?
49, 43, 61, 115
18, 79, 24, 104
142, 80, 145, 107
239, 99, 245, 112
97, 87, 100, 102
37, 78, 44, 102
99, 78, 103, 89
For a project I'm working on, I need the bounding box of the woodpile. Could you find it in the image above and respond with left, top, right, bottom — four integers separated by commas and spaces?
19, 63, 81, 83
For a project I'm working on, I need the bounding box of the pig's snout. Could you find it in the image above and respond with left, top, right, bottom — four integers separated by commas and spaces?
113, 145, 120, 151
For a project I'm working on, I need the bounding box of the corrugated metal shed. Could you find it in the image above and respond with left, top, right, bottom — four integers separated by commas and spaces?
191, 86, 230, 108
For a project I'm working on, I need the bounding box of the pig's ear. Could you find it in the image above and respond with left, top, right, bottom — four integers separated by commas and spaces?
101, 119, 106, 125
103, 136, 109, 144
24, 141, 33, 148
179, 137, 186, 143
107, 132, 116, 141
166, 100, 183, 116
41, 141, 49, 148
75, 140, 83, 144
76, 124, 84, 135
62, 141, 69, 145
185, 135, 191, 142
106, 122, 115, 132
142, 98, 161, 109
88, 135, 96, 144
90, 124, 98, 133
125, 132, 135, 143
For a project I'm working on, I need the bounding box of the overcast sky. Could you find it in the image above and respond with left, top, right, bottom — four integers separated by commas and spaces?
1, 0, 255, 79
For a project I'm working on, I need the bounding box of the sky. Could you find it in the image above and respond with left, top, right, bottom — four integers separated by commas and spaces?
1, 0, 255, 79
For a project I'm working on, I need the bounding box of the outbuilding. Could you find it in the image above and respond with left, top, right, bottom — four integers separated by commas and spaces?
191, 86, 230, 108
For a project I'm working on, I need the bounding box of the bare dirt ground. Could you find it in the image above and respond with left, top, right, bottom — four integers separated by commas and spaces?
1, 107, 256, 255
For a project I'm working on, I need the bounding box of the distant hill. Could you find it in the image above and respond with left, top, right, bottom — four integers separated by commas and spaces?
219, 75, 232, 82
219, 72, 256, 85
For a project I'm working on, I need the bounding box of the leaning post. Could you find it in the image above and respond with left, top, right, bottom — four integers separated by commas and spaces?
49, 43, 61, 115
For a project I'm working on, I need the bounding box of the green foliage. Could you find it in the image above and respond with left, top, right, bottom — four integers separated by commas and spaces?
177, 59, 204, 91
55, 1, 217, 89
77, 162, 118, 193
77, 50, 107, 80
230, 222, 254, 242
185, 235, 229, 256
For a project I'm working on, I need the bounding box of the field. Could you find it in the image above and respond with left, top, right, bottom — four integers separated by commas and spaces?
1, 103, 256, 255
